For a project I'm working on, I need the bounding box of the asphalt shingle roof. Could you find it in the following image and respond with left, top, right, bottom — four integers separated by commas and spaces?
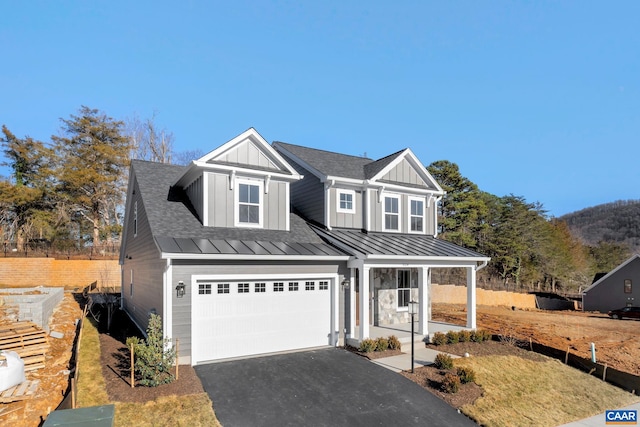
131, 160, 347, 257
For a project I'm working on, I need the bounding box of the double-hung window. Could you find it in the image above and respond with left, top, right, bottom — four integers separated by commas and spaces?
236, 179, 263, 227
384, 195, 400, 231
409, 197, 424, 233
397, 270, 411, 309
337, 189, 356, 214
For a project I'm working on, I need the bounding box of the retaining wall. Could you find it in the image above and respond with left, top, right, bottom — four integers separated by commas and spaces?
0, 287, 64, 331
432, 284, 537, 309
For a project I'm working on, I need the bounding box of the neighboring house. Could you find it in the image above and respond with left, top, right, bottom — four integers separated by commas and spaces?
120, 128, 489, 365
583, 254, 640, 312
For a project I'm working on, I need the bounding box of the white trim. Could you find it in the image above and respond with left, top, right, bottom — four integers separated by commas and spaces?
163, 259, 173, 345
202, 172, 209, 226
396, 268, 411, 311
336, 189, 356, 214
234, 178, 264, 228
407, 195, 426, 234
133, 201, 138, 237
161, 252, 351, 261
382, 194, 401, 232
367, 148, 445, 194
285, 183, 291, 231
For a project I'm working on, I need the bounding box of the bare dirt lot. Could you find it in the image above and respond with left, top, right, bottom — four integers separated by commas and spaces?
433, 303, 640, 375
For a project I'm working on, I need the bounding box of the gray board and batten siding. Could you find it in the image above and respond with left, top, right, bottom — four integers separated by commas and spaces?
583, 255, 640, 312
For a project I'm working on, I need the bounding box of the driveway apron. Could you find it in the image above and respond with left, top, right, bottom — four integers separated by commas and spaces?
195, 347, 476, 427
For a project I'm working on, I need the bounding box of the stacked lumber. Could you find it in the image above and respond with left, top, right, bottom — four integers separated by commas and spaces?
0, 322, 49, 371
0, 379, 40, 403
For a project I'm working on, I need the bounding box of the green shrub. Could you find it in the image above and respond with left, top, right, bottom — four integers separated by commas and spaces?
442, 372, 461, 393
471, 329, 491, 342
434, 353, 454, 370
456, 366, 476, 384
431, 332, 448, 346
458, 330, 472, 343
388, 335, 402, 351
375, 337, 389, 352
127, 313, 176, 387
359, 338, 376, 353
446, 330, 460, 344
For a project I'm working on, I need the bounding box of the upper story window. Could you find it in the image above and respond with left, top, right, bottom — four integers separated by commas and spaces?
408, 197, 424, 233
624, 279, 632, 293
337, 189, 356, 214
235, 179, 263, 227
383, 195, 400, 231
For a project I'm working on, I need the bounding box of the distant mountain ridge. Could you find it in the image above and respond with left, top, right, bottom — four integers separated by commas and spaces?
560, 200, 640, 253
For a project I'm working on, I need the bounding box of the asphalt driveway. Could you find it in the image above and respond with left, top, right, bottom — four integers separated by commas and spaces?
194, 347, 476, 426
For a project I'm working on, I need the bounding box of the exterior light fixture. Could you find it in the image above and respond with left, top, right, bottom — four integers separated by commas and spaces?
176, 281, 185, 298
341, 279, 350, 289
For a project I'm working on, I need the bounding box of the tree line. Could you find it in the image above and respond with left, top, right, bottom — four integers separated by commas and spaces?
427, 160, 631, 293
0, 106, 197, 254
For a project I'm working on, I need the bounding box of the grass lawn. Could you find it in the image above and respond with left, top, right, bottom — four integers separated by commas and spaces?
76, 318, 221, 427
455, 355, 640, 427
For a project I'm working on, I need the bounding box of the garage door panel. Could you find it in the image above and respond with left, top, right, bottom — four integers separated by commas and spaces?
193, 278, 333, 363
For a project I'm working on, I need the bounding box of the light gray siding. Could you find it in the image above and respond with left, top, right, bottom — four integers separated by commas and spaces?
171, 260, 349, 362
368, 191, 436, 235
121, 175, 164, 333
185, 175, 204, 223
380, 158, 429, 188
213, 138, 281, 172
283, 156, 325, 225
584, 259, 640, 312
329, 187, 363, 229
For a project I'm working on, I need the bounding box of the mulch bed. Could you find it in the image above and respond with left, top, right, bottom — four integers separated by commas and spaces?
98, 310, 205, 403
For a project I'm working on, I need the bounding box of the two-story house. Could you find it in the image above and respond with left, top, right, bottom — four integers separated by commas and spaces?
120, 128, 489, 365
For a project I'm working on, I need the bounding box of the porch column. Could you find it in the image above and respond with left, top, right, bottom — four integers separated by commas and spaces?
358, 265, 370, 340
418, 267, 429, 335
348, 268, 356, 338
466, 266, 477, 329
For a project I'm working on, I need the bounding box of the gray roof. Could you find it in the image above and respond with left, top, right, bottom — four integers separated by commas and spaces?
313, 227, 489, 260
131, 160, 347, 257
273, 142, 406, 180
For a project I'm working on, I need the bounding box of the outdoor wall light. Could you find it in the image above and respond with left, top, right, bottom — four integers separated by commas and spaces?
341, 279, 350, 289
176, 281, 185, 298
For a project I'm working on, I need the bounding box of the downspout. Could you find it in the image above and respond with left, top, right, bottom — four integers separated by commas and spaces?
434, 196, 442, 237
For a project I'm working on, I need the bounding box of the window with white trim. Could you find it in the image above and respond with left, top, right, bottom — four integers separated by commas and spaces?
273, 282, 284, 292
238, 283, 249, 293
236, 179, 263, 227
384, 195, 400, 231
409, 197, 424, 233
199, 283, 212, 294
255, 282, 266, 293
217, 283, 229, 294
397, 270, 410, 309
337, 189, 356, 214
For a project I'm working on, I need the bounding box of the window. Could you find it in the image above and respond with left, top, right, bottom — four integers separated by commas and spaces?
409, 197, 424, 233
337, 189, 356, 214
238, 283, 249, 293
217, 283, 230, 294
625, 279, 632, 294
273, 282, 284, 292
133, 201, 138, 237
236, 179, 263, 227
289, 281, 299, 291
199, 283, 212, 294
384, 195, 400, 231
305, 281, 315, 291
319, 281, 329, 290
255, 282, 266, 293
397, 270, 411, 309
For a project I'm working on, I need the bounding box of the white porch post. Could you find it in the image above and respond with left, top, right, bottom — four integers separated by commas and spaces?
348, 269, 356, 339
466, 266, 477, 329
359, 265, 370, 340
418, 267, 429, 335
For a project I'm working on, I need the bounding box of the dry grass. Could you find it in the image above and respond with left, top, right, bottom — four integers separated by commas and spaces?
455, 355, 640, 427
76, 318, 221, 427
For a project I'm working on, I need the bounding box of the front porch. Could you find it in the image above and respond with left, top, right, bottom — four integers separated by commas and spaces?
346, 321, 473, 348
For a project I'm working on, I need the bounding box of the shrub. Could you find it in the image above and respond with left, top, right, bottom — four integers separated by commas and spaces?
446, 330, 460, 344
388, 335, 402, 351
442, 372, 461, 393
456, 366, 476, 384
434, 353, 454, 370
471, 329, 491, 342
458, 330, 472, 343
359, 338, 376, 353
127, 313, 176, 387
431, 332, 448, 346
375, 337, 389, 352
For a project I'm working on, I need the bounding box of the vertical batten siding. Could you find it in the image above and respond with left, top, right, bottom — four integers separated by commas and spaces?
381, 158, 428, 188
329, 187, 363, 229
184, 175, 204, 223
209, 172, 232, 227
279, 154, 325, 225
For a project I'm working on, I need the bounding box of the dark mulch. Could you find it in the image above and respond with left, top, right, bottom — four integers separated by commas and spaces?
98, 309, 205, 403
403, 340, 547, 409
345, 345, 403, 360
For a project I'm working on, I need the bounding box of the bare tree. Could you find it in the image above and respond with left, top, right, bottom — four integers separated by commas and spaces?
127, 113, 175, 163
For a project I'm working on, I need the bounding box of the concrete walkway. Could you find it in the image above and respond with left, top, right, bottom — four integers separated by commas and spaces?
558, 402, 640, 426
371, 346, 459, 373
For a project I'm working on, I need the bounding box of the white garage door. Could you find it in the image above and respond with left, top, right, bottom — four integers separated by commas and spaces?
192, 274, 335, 364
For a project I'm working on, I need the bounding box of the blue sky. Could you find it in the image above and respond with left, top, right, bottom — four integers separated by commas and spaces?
2, 1, 638, 217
